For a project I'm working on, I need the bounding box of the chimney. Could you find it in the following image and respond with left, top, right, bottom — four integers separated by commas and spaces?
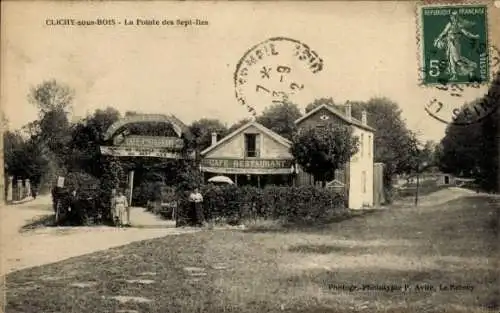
211, 132, 217, 146
345, 101, 352, 121
361, 110, 367, 125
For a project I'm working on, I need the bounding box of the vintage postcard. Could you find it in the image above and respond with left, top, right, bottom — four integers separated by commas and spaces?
1, 1, 499, 313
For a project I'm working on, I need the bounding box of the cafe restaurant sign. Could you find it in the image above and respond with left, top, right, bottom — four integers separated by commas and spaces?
200, 158, 294, 174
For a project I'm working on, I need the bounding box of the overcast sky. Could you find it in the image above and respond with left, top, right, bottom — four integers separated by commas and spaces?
2, 1, 497, 142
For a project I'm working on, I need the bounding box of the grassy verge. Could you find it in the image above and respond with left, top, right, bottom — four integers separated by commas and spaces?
6, 195, 498, 313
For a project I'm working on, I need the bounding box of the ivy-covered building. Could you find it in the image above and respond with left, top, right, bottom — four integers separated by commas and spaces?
99, 113, 195, 207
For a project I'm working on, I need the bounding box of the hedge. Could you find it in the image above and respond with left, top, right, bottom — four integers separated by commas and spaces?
176, 185, 346, 225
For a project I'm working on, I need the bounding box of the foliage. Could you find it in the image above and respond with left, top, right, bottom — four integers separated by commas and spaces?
66, 107, 121, 176
174, 160, 204, 226
439, 73, 500, 192
28, 79, 74, 115
50, 171, 101, 225
291, 124, 359, 186
228, 118, 252, 133
189, 118, 229, 151
98, 157, 125, 223
256, 101, 302, 140
304, 97, 336, 113
3, 131, 49, 187
200, 184, 346, 225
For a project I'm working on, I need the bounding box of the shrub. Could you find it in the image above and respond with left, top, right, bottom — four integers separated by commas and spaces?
51, 171, 101, 225
200, 184, 345, 225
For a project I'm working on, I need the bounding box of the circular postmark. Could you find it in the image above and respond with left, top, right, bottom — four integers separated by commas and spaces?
234, 37, 324, 116
423, 45, 500, 125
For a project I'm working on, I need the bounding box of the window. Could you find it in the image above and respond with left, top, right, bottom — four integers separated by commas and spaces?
360, 134, 364, 157
368, 135, 371, 157
245, 133, 258, 157
362, 170, 367, 193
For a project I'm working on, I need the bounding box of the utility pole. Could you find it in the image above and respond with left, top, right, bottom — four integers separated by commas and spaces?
414, 165, 420, 206
415, 161, 428, 206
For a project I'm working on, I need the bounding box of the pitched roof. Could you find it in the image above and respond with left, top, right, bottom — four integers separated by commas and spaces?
295, 104, 375, 132
201, 121, 291, 156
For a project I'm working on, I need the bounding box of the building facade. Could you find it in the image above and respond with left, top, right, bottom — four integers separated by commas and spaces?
200, 121, 297, 187
295, 103, 375, 209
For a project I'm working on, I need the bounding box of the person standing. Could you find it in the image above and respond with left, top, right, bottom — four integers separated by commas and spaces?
110, 189, 117, 225
114, 189, 129, 227
188, 187, 204, 226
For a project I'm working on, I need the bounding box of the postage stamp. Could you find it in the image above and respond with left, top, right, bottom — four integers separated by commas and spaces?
417, 3, 500, 126
234, 37, 324, 117
419, 4, 489, 86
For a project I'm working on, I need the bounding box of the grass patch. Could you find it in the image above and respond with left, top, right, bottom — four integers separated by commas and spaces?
6, 195, 498, 313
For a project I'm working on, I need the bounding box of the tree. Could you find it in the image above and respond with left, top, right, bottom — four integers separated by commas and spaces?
28, 80, 75, 177
66, 108, 121, 176
305, 97, 336, 113
228, 118, 252, 133
256, 102, 302, 140
28, 79, 74, 115
438, 72, 500, 192
348, 98, 419, 187
291, 124, 359, 186
189, 118, 229, 151
4, 131, 49, 187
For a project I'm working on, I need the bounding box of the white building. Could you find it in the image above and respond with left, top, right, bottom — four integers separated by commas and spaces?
295, 103, 375, 209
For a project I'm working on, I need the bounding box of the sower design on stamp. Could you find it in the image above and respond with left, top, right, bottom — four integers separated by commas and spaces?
234, 37, 324, 117
420, 5, 489, 86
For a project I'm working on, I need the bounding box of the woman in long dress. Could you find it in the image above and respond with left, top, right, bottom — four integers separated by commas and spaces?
114, 189, 129, 227
433, 11, 480, 81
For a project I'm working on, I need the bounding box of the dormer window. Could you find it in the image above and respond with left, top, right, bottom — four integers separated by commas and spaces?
245, 133, 259, 157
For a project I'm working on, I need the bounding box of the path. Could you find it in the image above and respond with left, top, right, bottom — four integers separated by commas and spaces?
393, 186, 495, 207
0, 195, 198, 275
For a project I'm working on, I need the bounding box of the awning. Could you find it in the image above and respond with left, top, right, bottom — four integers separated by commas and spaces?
201, 167, 293, 175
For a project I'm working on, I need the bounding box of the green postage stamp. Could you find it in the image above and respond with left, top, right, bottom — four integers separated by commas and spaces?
419, 4, 489, 85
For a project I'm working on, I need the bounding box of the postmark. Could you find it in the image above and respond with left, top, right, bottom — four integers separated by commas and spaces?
234, 37, 324, 117
423, 45, 500, 126
417, 3, 500, 125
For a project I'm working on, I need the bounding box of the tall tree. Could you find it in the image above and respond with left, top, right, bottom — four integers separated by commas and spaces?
349, 98, 419, 184
189, 118, 229, 151
256, 102, 302, 140
28, 80, 74, 168
439, 72, 500, 192
291, 124, 359, 186
67, 108, 121, 176
28, 79, 74, 115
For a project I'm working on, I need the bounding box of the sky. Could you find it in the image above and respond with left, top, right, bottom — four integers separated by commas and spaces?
2, 1, 498, 143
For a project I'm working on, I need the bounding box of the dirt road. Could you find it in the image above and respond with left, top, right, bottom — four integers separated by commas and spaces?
0, 195, 198, 275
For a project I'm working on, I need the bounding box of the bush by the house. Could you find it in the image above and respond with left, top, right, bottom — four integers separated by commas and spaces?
199, 184, 346, 225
